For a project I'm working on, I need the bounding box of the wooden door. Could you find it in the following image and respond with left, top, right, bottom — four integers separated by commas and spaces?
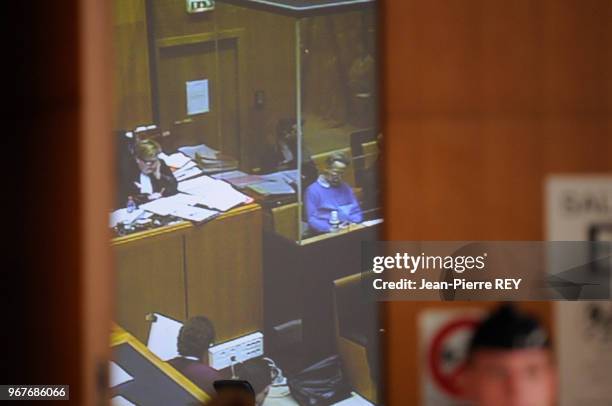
157, 35, 241, 159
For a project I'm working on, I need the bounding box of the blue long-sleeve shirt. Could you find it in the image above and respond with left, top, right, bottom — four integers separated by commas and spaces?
305, 176, 363, 233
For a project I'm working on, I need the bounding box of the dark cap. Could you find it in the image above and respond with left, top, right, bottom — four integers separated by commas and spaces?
468, 304, 551, 355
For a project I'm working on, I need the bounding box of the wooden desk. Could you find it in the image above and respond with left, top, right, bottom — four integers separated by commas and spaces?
263, 222, 381, 363
111, 326, 210, 404
113, 204, 263, 343
333, 274, 378, 403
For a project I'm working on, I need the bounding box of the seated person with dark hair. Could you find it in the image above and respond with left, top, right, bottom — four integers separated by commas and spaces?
168, 316, 223, 395
235, 359, 298, 406
118, 138, 178, 206
260, 118, 318, 189
305, 152, 362, 233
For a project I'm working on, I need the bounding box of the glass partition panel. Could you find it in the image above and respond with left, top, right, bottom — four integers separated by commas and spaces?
298, 3, 380, 243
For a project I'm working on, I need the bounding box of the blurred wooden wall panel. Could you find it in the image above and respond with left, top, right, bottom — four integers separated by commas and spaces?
381, 0, 612, 404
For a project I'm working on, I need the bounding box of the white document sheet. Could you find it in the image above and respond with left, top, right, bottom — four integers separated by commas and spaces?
109, 361, 133, 388
248, 180, 295, 195
362, 218, 384, 227
178, 176, 251, 211
173, 160, 197, 173
174, 165, 203, 182
261, 169, 299, 184
111, 396, 136, 406
139, 193, 219, 222
186, 79, 210, 115
158, 152, 192, 169
178, 144, 219, 160
146, 313, 183, 361
171, 205, 219, 223
212, 170, 249, 180
331, 392, 374, 405
109, 208, 146, 228
138, 193, 199, 215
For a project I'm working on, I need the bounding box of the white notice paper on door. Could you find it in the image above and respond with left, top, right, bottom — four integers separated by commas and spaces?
186, 79, 210, 115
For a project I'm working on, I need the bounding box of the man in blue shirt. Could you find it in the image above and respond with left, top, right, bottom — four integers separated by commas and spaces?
305, 152, 363, 233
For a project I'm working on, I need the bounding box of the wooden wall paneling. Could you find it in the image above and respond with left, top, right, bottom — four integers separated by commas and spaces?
184, 205, 263, 342
114, 230, 187, 342
155, 29, 248, 165
231, 7, 296, 164
151, 0, 218, 39
113, 0, 153, 129
382, 0, 612, 404
540, 0, 612, 115
149, 1, 296, 170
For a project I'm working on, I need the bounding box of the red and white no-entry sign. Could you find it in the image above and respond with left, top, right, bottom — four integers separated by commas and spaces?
420, 309, 484, 405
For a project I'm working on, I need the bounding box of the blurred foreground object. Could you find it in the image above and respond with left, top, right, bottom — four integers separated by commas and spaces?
462, 304, 557, 406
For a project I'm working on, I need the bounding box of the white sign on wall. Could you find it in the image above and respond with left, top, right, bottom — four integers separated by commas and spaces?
186, 79, 210, 115
546, 175, 612, 406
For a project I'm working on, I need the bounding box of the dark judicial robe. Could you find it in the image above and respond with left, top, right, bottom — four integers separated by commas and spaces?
117, 160, 178, 208
167, 357, 223, 395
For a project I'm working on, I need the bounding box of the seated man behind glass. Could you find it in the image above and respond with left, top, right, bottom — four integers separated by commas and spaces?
119, 138, 178, 206
305, 152, 363, 233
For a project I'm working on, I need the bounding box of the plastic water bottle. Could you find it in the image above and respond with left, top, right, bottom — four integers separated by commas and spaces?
126, 196, 136, 213
329, 210, 340, 232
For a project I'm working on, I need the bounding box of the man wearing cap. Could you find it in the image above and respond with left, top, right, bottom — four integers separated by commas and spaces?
462, 304, 557, 406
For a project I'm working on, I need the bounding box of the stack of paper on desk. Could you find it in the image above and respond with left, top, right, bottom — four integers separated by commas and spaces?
212, 170, 248, 181
158, 152, 192, 169
247, 180, 295, 195
169, 205, 219, 223
173, 162, 203, 181
139, 193, 219, 223
109, 208, 147, 228
178, 144, 238, 173
178, 175, 252, 211
226, 174, 265, 188
213, 170, 265, 187
261, 169, 299, 185
178, 144, 219, 160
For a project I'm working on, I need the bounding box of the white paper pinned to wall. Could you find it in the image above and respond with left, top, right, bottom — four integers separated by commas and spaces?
186, 79, 210, 115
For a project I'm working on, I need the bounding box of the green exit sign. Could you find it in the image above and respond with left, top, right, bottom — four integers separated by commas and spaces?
186, 0, 215, 13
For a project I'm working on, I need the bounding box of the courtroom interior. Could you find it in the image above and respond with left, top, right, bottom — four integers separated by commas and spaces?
7, 0, 612, 405
110, 0, 382, 404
